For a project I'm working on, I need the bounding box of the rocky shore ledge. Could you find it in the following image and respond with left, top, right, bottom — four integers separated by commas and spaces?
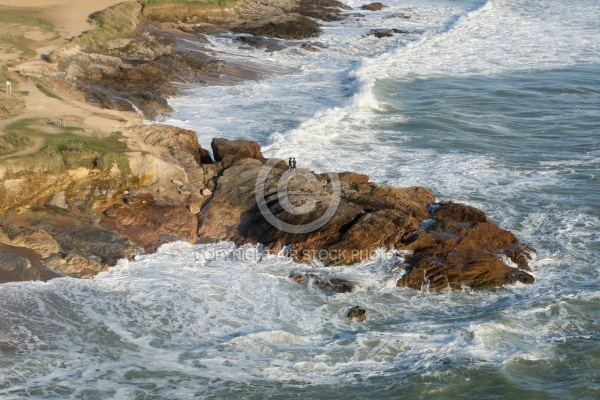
1, 124, 535, 291
0, 0, 535, 291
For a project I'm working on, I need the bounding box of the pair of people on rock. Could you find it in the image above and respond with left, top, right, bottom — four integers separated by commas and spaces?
288, 157, 297, 173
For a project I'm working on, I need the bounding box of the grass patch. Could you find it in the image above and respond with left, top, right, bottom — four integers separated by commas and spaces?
35, 82, 62, 100
0, 34, 38, 64
1, 119, 130, 172
72, 2, 142, 51
0, 14, 54, 33
0, 131, 33, 156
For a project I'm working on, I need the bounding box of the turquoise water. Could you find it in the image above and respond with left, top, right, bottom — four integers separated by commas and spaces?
1, 0, 599, 398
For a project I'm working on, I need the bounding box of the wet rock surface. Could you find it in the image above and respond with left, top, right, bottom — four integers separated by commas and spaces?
397, 202, 536, 291
347, 306, 367, 322
290, 271, 356, 294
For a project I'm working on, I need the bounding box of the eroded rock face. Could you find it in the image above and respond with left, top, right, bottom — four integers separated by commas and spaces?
2, 209, 135, 267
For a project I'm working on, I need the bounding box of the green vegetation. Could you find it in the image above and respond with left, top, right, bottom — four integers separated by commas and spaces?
0, 131, 33, 156
0, 14, 54, 33
35, 82, 62, 100
0, 119, 130, 172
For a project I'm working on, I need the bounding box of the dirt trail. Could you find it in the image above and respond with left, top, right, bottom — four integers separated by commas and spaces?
0, 75, 140, 135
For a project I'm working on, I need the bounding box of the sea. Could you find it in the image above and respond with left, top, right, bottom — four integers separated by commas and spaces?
1, 0, 599, 398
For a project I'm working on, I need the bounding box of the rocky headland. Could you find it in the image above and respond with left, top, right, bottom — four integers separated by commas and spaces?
0, 0, 535, 291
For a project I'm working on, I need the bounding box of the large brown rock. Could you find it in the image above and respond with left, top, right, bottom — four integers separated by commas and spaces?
198, 151, 432, 266
197, 139, 535, 291
111, 202, 198, 253
127, 124, 214, 193
211, 138, 266, 163
397, 202, 535, 291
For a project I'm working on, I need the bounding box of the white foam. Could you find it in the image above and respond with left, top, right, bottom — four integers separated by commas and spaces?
360, 0, 600, 81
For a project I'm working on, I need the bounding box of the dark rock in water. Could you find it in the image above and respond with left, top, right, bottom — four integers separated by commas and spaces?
371, 29, 394, 38
234, 35, 286, 52
300, 41, 328, 52
362, 2, 385, 11
392, 29, 410, 34
387, 13, 412, 19
289, 271, 356, 294
294, 0, 350, 22
232, 14, 322, 40
348, 306, 366, 322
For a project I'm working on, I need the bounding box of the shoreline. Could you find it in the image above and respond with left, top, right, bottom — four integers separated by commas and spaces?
0, 0, 535, 292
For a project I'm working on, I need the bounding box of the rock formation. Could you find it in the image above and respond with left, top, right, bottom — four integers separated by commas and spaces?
0, 2, 536, 292
194, 138, 535, 291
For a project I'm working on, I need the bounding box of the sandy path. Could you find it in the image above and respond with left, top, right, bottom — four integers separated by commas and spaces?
0, 74, 141, 135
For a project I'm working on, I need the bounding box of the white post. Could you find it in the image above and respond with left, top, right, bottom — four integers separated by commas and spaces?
6, 81, 11, 96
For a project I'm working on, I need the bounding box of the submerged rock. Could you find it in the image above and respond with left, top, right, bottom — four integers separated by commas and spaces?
362, 2, 385, 11
348, 306, 366, 322
289, 271, 356, 293
234, 35, 286, 52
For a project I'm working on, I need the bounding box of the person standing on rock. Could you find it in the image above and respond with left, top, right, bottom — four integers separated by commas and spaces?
288, 157, 293, 171
292, 157, 297, 174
